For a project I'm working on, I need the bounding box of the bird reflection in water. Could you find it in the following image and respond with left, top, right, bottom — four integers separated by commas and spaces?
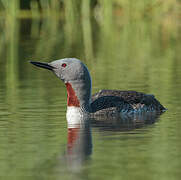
64, 111, 164, 172
91, 111, 164, 131
65, 115, 92, 172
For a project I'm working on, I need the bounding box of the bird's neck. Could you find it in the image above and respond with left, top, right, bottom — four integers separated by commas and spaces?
65, 82, 80, 107
65, 81, 91, 112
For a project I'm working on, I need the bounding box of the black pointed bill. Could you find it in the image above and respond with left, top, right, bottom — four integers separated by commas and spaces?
30, 61, 54, 71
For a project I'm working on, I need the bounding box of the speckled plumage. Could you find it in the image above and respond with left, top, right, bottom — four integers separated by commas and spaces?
91, 90, 166, 116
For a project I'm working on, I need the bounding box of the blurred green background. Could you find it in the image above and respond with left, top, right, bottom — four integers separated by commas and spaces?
0, 0, 180, 93
0, 0, 181, 180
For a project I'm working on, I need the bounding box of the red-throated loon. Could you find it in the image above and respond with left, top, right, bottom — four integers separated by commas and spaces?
30, 58, 166, 121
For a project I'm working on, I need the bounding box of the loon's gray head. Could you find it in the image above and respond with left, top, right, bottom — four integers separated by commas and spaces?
30, 58, 92, 110
30, 58, 90, 83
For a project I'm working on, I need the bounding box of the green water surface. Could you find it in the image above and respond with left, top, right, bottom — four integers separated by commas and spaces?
0, 14, 181, 180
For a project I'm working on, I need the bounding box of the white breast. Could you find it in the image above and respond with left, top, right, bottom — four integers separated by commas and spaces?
66, 107, 89, 128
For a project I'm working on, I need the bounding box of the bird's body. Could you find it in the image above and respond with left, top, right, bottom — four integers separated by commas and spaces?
91, 89, 165, 116
30, 58, 166, 124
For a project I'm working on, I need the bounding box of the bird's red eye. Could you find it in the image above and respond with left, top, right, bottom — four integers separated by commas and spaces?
62, 63, 67, 68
